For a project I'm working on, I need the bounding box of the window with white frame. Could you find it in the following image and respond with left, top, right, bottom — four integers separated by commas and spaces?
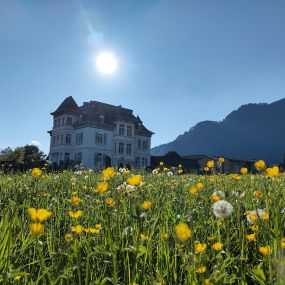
94, 153, 103, 165
119, 124, 125, 136
65, 134, 71, 145
96, 133, 103, 144
142, 140, 148, 151
136, 157, 140, 167
126, 144, 132, 155
142, 157, 148, 166
64, 152, 70, 161
67, 117, 72, 125
127, 126, 132, 137
76, 133, 83, 145
118, 143, 124, 154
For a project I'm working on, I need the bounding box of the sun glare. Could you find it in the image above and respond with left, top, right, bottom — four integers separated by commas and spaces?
95, 51, 118, 75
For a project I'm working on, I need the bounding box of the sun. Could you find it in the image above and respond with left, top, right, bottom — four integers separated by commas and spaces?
95, 51, 118, 75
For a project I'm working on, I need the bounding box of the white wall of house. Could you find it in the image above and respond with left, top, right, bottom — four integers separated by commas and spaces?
49, 118, 151, 169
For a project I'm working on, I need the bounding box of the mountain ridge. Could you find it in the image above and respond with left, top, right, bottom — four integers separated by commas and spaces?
151, 98, 285, 164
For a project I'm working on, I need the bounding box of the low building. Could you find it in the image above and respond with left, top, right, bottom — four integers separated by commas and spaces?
151, 152, 200, 173
48, 96, 153, 169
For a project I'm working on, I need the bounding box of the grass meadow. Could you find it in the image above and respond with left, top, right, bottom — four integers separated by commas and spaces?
0, 163, 285, 284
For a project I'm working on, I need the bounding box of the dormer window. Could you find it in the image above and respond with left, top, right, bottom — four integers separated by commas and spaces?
99, 115, 104, 124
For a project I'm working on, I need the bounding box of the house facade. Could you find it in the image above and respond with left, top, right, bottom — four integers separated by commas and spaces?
48, 96, 153, 169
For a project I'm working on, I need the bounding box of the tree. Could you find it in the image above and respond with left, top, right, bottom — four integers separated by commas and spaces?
23, 145, 46, 170
0, 147, 24, 172
0, 145, 46, 172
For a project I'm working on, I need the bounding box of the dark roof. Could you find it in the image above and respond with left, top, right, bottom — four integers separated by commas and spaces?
151, 155, 200, 169
52, 97, 153, 136
51, 96, 79, 115
182, 154, 215, 160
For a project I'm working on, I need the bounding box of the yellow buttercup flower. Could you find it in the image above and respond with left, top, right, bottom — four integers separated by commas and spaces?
95, 181, 109, 194
240, 167, 248, 175
255, 160, 266, 171
105, 197, 116, 207
68, 210, 83, 219
189, 185, 198, 195
218, 157, 224, 164
204, 167, 209, 172
14, 275, 22, 281
160, 232, 169, 240
212, 242, 223, 251
27, 208, 52, 222
71, 225, 84, 234
211, 194, 220, 202
196, 266, 206, 274
254, 191, 262, 199
159, 162, 164, 166
262, 212, 269, 220
266, 166, 279, 177
233, 174, 241, 181
85, 227, 100, 234
95, 223, 102, 230
102, 167, 116, 180
174, 223, 192, 241
246, 233, 256, 241
207, 160, 215, 168
195, 243, 207, 254
249, 214, 258, 223
259, 245, 271, 256
64, 233, 73, 242
141, 200, 153, 210
30, 223, 44, 236
196, 182, 204, 190
70, 196, 81, 206
140, 233, 149, 241
31, 167, 42, 177
127, 175, 143, 186
250, 225, 259, 232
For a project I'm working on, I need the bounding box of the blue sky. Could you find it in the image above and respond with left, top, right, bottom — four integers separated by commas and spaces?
1, 0, 285, 154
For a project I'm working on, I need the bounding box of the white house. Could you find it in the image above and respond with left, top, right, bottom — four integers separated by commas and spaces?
48, 96, 153, 169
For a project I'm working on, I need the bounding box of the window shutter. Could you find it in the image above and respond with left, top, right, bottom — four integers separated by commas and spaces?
104, 134, 107, 145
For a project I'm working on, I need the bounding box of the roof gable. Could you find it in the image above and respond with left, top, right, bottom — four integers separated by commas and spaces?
51, 96, 79, 115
